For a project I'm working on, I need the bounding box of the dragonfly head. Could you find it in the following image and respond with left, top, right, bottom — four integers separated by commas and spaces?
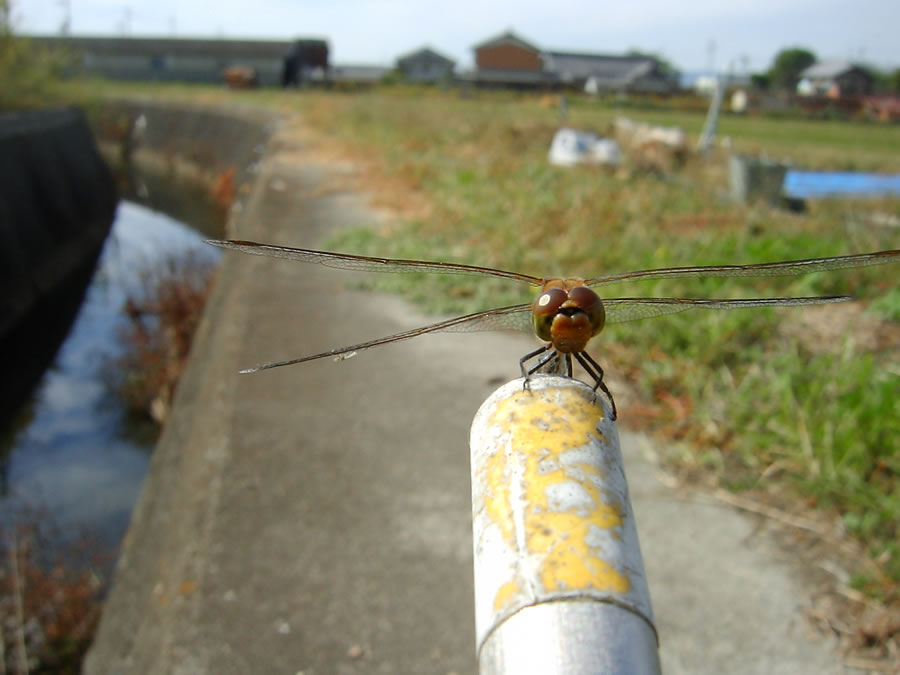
532, 280, 605, 353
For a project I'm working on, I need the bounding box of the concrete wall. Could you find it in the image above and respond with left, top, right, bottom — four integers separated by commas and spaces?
81, 99, 283, 674
92, 99, 276, 182
89, 98, 278, 231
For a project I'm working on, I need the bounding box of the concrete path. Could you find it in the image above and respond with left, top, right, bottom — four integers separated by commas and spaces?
85, 118, 851, 674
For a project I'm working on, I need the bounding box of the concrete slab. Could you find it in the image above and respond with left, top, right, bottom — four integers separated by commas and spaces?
85, 116, 851, 674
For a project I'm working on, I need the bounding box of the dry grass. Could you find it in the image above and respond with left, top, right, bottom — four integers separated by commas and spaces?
109, 252, 217, 425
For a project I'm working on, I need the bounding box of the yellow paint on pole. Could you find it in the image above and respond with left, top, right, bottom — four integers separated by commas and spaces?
480, 387, 628, 613
470, 377, 655, 651
492, 579, 523, 611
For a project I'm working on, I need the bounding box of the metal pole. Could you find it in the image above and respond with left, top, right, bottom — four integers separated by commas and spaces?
470, 375, 660, 674
697, 72, 726, 154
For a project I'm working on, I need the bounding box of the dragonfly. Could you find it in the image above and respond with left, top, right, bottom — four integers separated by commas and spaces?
206, 240, 899, 420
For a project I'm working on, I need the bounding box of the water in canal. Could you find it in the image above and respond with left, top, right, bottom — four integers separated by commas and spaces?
0, 201, 220, 555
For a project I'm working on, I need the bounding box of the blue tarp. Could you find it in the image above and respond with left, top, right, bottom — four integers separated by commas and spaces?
783, 170, 900, 199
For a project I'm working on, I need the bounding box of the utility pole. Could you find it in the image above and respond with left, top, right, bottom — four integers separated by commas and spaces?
117, 6, 131, 35
59, 0, 71, 35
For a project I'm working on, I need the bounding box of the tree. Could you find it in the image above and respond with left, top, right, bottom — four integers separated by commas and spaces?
865, 66, 888, 93
750, 73, 770, 90
767, 47, 816, 90
0, 0, 68, 109
890, 68, 900, 94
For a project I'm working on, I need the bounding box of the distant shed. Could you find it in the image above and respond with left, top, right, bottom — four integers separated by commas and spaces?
798, 61, 873, 98
467, 31, 552, 88
395, 46, 455, 83
474, 31, 543, 70
466, 29, 675, 92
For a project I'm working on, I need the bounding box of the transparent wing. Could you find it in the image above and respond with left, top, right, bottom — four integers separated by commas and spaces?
438, 304, 533, 333
239, 303, 534, 373
604, 295, 852, 323
207, 239, 543, 285
586, 250, 899, 287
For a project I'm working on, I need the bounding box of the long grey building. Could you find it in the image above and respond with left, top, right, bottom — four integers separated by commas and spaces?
31, 35, 329, 87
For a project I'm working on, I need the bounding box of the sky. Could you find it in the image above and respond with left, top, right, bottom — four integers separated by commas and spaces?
16, 0, 900, 73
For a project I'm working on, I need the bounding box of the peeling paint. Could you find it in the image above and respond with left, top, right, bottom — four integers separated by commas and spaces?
471, 378, 655, 651
493, 579, 522, 611
483, 387, 629, 611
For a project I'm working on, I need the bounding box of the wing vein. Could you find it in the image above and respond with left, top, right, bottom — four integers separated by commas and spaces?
587, 250, 899, 286
241, 303, 533, 373
207, 239, 543, 285
604, 295, 852, 323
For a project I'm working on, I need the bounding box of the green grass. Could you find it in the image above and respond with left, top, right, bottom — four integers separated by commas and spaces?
728, 348, 900, 585
60, 83, 900, 594
291, 91, 900, 592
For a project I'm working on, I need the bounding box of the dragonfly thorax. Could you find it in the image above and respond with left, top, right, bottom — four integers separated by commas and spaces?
532, 279, 606, 353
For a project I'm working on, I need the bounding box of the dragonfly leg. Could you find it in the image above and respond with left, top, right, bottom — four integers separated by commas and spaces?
573, 351, 617, 421
520, 344, 553, 391
527, 350, 559, 376
540, 351, 563, 375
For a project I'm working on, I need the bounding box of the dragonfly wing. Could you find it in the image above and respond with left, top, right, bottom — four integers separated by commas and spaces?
437, 304, 534, 333
207, 239, 543, 285
586, 249, 899, 287
240, 303, 534, 373
604, 296, 852, 324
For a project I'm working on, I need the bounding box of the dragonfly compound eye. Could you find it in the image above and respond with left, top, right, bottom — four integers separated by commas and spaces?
532, 287, 568, 341
567, 285, 606, 335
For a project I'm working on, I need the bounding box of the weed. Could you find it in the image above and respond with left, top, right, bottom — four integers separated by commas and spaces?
109, 252, 216, 425
0, 507, 107, 674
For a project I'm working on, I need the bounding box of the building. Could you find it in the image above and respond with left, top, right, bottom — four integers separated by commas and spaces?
545, 52, 672, 93
468, 31, 553, 88
797, 61, 873, 98
282, 40, 330, 86
395, 47, 455, 83
466, 30, 676, 92
31, 35, 329, 87
330, 64, 392, 87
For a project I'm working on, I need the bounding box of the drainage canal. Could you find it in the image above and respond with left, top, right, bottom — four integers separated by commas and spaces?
1, 197, 221, 559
